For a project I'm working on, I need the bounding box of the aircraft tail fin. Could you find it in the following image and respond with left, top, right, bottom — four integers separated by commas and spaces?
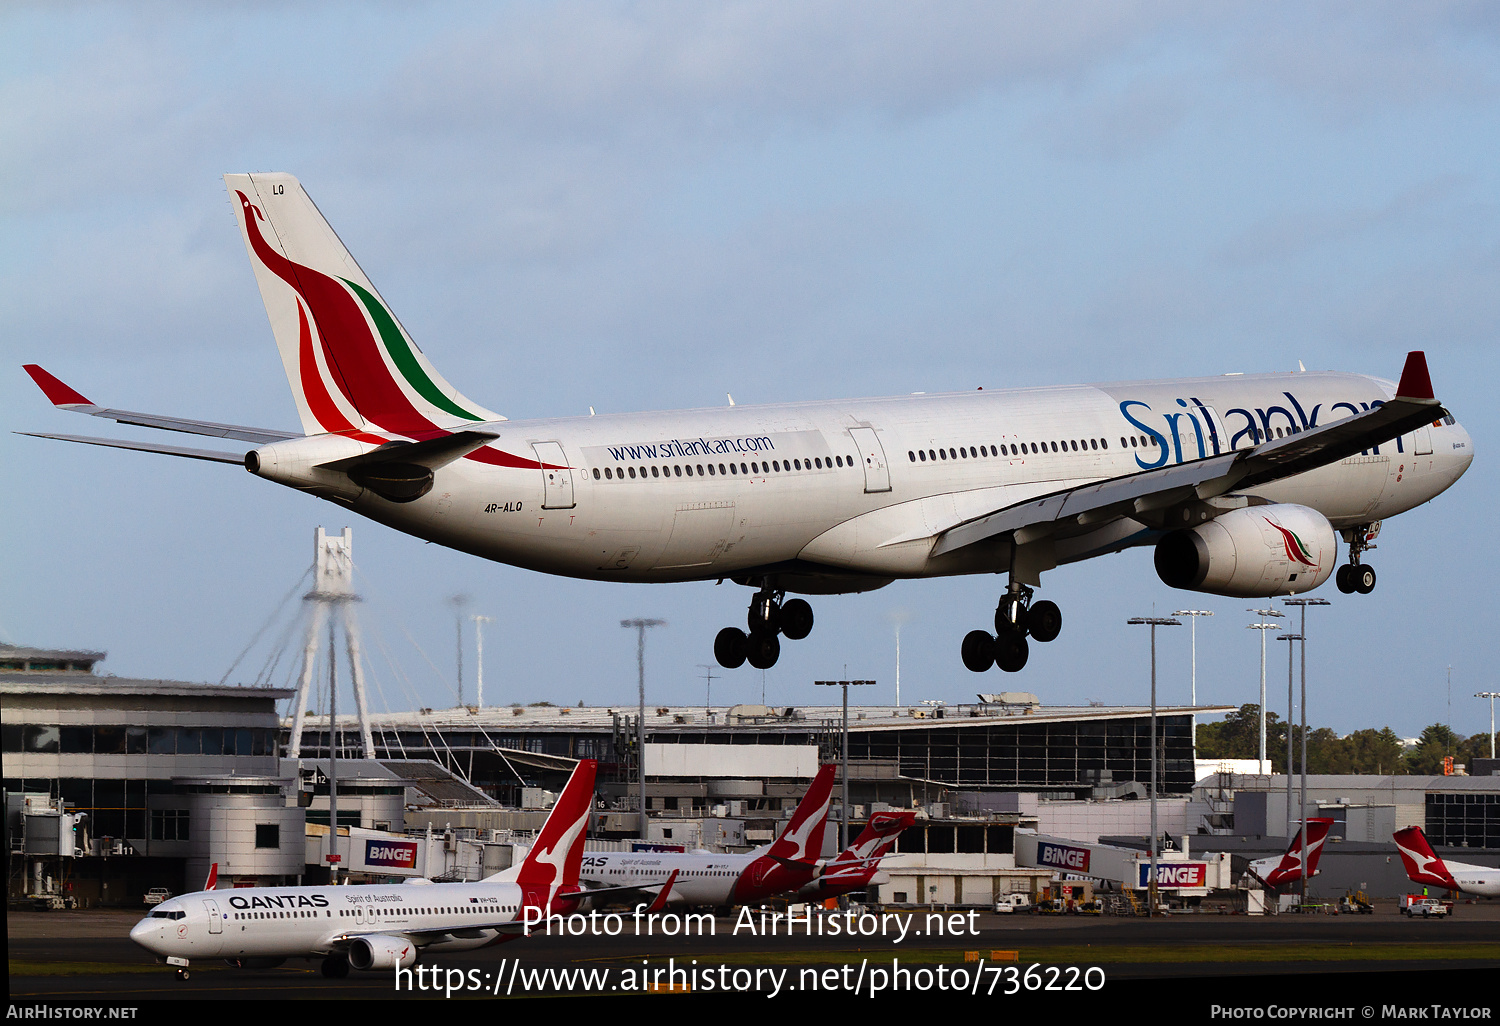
819, 810, 915, 886
224, 173, 502, 438
513, 760, 597, 908
204, 863, 218, 891
766, 765, 837, 865
1393, 826, 1458, 889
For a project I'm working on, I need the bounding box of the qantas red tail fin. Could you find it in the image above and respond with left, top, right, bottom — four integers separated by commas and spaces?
1258, 817, 1334, 887
513, 760, 597, 909
204, 863, 218, 891
1393, 826, 1458, 889
767, 765, 837, 866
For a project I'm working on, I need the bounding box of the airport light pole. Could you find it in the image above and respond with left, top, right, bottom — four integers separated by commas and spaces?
815, 680, 877, 851
1246, 608, 1285, 771
1284, 596, 1328, 899
622, 618, 666, 839
472, 614, 493, 710
1277, 632, 1304, 845
1128, 616, 1180, 917
1173, 610, 1213, 750
1478, 692, 1500, 760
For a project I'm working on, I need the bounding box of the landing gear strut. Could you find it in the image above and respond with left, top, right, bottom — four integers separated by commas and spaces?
962, 584, 1063, 673
321, 954, 350, 979
1336, 523, 1379, 595
715, 588, 814, 670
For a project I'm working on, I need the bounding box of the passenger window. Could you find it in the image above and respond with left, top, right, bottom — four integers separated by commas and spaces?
592, 468, 600, 479
651, 466, 660, 478
628, 467, 636, 479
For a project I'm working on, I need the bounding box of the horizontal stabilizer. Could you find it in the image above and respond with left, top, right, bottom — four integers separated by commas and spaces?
24, 365, 298, 445
17, 432, 246, 465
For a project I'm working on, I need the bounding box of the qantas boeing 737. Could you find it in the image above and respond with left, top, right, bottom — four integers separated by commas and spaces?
23, 173, 1473, 674
131, 759, 600, 979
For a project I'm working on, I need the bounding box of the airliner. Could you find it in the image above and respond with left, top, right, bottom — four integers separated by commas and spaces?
1393, 826, 1500, 899
1246, 817, 1333, 890
578, 764, 835, 907
23, 173, 1473, 674
795, 809, 915, 903
131, 759, 598, 980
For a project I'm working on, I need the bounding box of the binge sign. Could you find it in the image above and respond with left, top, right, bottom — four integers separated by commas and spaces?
1037, 842, 1090, 873
365, 838, 419, 870
1137, 862, 1207, 888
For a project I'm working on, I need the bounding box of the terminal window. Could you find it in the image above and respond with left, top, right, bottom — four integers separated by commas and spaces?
255, 824, 280, 849
151, 809, 190, 841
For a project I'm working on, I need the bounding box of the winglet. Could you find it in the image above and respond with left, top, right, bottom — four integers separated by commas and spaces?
645, 869, 679, 913
23, 365, 93, 408
1395, 351, 1434, 401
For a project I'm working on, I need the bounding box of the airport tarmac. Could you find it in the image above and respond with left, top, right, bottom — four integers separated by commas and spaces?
8, 903, 1498, 1006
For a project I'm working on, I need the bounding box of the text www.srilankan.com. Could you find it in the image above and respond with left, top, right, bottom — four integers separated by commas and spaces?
396, 959, 1105, 997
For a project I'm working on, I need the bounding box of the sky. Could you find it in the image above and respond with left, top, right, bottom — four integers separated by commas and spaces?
3, 2, 1499, 740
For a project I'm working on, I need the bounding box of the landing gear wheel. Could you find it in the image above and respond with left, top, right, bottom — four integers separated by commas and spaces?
714, 627, 748, 669
748, 593, 781, 634
1028, 600, 1062, 643
996, 596, 1029, 636
1353, 564, 1376, 594
1336, 565, 1357, 594
746, 631, 781, 670
961, 630, 996, 673
780, 599, 814, 640
321, 954, 350, 979
994, 631, 1029, 673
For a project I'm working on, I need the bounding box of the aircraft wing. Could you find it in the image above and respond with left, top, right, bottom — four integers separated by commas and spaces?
933, 351, 1446, 558
23, 364, 299, 445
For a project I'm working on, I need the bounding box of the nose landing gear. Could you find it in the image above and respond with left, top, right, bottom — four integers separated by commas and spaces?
714, 589, 814, 670
962, 585, 1063, 673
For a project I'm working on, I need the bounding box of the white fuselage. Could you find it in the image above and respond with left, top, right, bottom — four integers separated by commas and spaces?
577, 850, 769, 908
1434, 861, 1500, 899
313, 370, 1471, 588
130, 881, 529, 963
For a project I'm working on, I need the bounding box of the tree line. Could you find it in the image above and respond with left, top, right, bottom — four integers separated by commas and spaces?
1195, 704, 1494, 776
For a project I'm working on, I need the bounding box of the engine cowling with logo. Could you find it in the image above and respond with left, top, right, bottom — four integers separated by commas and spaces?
347, 934, 418, 971
1154, 503, 1336, 597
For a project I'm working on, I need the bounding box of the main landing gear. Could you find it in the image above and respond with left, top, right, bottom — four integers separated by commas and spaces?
961, 585, 1062, 673
321, 953, 350, 979
714, 589, 814, 670
1336, 523, 1379, 595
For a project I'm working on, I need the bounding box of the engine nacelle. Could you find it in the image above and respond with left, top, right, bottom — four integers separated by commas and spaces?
347, 934, 418, 971
1154, 503, 1337, 597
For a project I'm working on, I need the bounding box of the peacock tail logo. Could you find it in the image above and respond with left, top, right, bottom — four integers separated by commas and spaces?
1265, 518, 1319, 568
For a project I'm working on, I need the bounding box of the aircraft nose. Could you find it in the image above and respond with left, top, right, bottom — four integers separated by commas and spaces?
129, 917, 164, 953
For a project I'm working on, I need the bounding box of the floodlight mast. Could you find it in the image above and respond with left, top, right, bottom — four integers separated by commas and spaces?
1283, 596, 1329, 900
621, 618, 666, 839
1247, 608, 1285, 771
1478, 692, 1500, 760
1127, 616, 1180, 917
815, 679, 877, 851
1173, 610, 1213, 747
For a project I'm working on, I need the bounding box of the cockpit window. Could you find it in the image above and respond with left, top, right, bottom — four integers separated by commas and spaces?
148, 909, 186, 920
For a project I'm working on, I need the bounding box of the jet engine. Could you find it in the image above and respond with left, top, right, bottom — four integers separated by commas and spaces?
347, 934, 418, 971
1154, 503, 1337, 597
